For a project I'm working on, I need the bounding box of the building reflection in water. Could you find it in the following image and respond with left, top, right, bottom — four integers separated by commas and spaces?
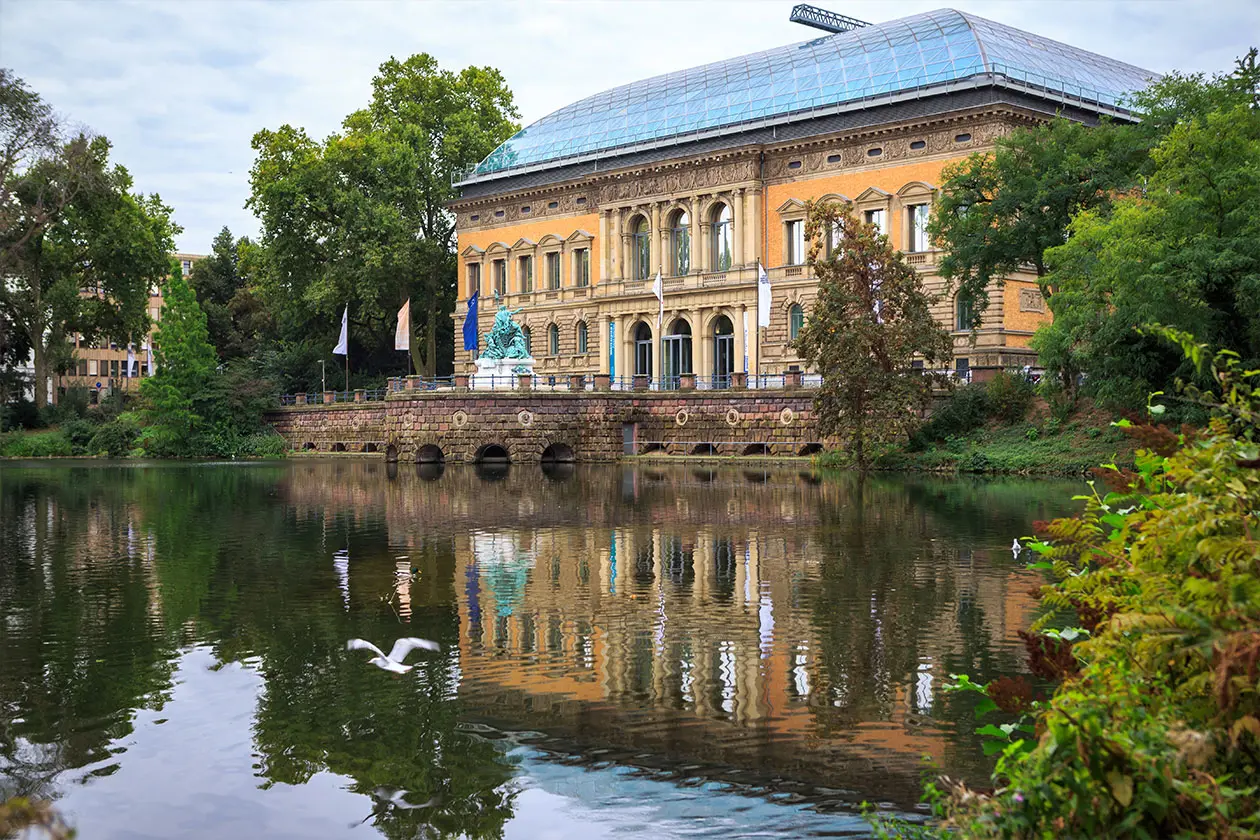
277, 462, 1071, 802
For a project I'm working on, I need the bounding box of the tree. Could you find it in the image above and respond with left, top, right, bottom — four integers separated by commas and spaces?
794, 201, 953, 469
188, 226, 269, 362
248, 54, 519, 377
928, 51, 1260, 333
927, 118, 1146, 324
1032, 57, 1260, 407
139, 266, 217, 455
2, 74, 177, 411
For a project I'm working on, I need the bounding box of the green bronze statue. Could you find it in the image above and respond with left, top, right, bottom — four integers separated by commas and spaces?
482, 305, 531, 360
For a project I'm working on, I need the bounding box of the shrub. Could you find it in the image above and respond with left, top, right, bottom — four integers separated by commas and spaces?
61, 419, 98, 454
87, 418, 140, 458
913, 383, 990, 444
0, 430, 73, 457
986, 370, 1035, 423
238, 431, 288, 459
929, 338, 1260, 838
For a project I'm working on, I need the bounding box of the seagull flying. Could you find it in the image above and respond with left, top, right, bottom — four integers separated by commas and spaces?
347, 637, 440, 673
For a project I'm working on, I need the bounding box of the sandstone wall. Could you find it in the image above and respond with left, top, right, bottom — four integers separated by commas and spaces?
265, 391, 823, 462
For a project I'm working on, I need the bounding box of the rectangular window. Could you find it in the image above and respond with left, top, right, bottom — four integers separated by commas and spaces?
77, 359, 88, 376
88, 359, 98, 376
181, 260, 191, 276
493, 259, 506, 295
785, 220, 805, 265
574, 248, 590, 287
518, 255, 533, 293
467, 262, 481, 297
110, 359, 120, 378
546, 252, 560, 290
909, 204, 930, 251
150, 307, 160, 321
864, 209, 886, 236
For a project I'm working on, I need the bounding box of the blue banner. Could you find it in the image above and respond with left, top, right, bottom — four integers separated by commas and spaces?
462, 290, 479, 351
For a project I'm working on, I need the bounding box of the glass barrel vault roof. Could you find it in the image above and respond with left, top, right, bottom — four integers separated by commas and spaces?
471, 8, 1155, 178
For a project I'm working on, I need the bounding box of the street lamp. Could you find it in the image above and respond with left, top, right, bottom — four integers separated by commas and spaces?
320, 359, 326, 394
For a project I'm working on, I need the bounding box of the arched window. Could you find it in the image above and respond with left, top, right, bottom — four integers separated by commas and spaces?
789, 303, 805, 341
631, 216, 650, 281
633, 321, 653, 377
670, 209, 690, 275
956, 292, 975, 331
548, 324, 559, 356
522, 326, 533, 354
711, 204, 732, 271
576, 321, 588, 354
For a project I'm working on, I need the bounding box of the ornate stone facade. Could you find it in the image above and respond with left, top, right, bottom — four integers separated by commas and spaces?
452, 105, 1051, 384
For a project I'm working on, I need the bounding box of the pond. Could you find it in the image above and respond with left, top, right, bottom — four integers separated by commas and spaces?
0, 461, 1083, 839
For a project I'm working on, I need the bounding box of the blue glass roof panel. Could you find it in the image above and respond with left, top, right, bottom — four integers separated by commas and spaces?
470, 8, 1155, 178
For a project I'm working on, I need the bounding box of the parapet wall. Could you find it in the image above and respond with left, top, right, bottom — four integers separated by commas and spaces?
264, 391, 825, 463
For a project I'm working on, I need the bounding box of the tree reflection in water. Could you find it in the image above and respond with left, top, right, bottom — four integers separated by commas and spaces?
0, 461, 1083, 838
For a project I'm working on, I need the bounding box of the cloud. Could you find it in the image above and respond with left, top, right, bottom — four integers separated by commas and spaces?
2, 0, 1255, 253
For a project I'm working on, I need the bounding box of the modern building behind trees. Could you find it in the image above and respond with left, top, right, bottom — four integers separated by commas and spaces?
56, 251, 205, 403
450, 7, 1155, 384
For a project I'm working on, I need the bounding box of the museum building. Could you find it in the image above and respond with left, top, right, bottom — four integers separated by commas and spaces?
450, 7, 1154, 385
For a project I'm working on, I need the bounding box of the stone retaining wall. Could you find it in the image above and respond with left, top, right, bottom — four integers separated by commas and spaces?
265, 391, 824, 463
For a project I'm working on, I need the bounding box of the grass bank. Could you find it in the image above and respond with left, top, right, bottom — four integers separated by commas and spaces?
867, 414, 1135, 475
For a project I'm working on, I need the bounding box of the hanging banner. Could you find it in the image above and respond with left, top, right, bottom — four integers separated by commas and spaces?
394, 299, 411, 351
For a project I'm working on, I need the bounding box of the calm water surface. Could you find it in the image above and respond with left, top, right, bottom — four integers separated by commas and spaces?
0, 461, 1082, 838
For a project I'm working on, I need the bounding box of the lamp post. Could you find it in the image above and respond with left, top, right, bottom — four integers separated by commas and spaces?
320, 360, 326, 394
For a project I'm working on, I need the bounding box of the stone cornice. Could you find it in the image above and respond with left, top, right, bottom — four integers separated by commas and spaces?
453, 105, 1044, 232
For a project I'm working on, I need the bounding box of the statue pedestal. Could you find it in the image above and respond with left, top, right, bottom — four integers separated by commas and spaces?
471, 357, 535, 390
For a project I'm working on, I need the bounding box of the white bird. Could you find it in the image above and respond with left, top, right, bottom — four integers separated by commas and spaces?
1012, 538, 1022, 557
346, 637, 440, 673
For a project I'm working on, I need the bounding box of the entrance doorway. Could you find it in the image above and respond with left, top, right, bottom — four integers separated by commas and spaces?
662, 318, 692, 389
713, 315, 734, 388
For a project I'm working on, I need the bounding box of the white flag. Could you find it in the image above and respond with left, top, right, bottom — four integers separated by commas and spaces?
125, 345, 136, 378
394, 299, 411, 351
742, 309, 749, 373
757, 262, 772, 328
333, 306, 348, 356
146, 347, 154, 376
651, 271, 663, 330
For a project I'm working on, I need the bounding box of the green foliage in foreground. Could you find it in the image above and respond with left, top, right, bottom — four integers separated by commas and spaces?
873, 335, 1260, 838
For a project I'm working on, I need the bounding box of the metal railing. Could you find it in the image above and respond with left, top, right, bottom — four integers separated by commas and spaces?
278, 374, 824, 403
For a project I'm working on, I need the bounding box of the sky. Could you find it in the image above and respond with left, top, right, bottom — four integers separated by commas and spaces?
2, 0, 1255, 253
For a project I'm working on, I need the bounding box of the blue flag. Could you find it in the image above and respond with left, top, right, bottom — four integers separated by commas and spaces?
462, 289, 479, 351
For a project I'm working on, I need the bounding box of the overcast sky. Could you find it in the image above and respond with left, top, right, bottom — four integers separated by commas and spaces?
2, 0, 1255, 253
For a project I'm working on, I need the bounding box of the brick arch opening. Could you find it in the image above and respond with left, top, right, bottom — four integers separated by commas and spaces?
474, 443, 510, 463
363, 442, 378, 454
416, 444, 445, 464
303, 442, 316, 451
691, 443, 717, 456
742, 443, 770, 456
640, 442, 665, 455
332, 442, 347, 452
385, 444, 400, 463
799, 443, 824, 457
541, 442, 575, 463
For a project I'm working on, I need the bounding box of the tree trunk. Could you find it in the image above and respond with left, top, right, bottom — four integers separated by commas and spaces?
424, 300, 437, 377
31, 334, 48, 409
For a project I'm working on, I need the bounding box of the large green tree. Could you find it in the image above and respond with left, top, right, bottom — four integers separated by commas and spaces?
248, 54, 519, 377
794, 201, 953, 469
139, 266, 217, 455
1033, 90, 1260, 407
927, 117, 1147, 324
0, 132, 177, 408
188, 226, 269, 362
